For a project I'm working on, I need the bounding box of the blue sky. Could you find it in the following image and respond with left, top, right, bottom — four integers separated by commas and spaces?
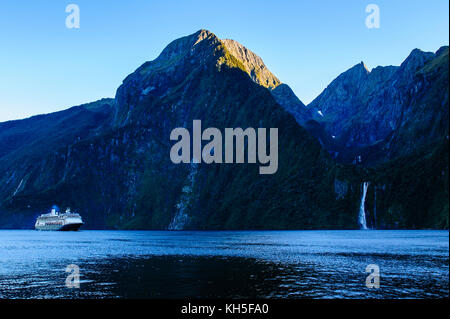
0, 0, 448, 122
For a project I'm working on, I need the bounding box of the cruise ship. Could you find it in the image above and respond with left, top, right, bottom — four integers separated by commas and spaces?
35, 207, 84, 231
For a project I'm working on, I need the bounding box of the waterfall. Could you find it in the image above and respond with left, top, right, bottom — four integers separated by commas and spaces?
358, 182, 369, 230
168, 162, 197, 230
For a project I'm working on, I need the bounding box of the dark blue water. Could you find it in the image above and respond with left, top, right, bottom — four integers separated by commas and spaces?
0, 230, 448, 299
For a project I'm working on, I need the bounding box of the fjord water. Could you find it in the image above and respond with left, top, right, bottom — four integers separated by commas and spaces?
0, 230, 448, 299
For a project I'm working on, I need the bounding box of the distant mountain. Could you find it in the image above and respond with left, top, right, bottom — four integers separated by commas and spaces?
307, 46, 449, 165
301, 46, 449, 228
0, 30, 447, 230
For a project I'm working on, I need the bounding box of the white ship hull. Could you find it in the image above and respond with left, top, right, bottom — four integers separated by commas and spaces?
35, 222, 83, 231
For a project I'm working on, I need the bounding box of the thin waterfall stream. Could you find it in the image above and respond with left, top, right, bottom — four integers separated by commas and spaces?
358, 182, 369, 230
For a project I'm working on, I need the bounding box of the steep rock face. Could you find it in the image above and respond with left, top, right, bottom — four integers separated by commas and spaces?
221, 39, 281, 89
311, 62, 371, 124
114, 30, 222, 126
218, 39, 312, 125
308, 47, 449, 164
0, 30, 360, 230
386, 47, 449, 160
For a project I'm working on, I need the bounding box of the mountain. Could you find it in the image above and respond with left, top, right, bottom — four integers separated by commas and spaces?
307, 46, 449, 165
0, 30, 447, 230
271, 84, 313, 124
0, 99, 114, 163
0, 30, 361, 230
302, 46, 449, 228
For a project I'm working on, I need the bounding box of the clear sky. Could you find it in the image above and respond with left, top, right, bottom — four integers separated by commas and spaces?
0, 0, 448, 122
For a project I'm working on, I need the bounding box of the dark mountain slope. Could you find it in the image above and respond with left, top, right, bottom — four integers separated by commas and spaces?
271, 84, 313, 124
0, 98, 114, 162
